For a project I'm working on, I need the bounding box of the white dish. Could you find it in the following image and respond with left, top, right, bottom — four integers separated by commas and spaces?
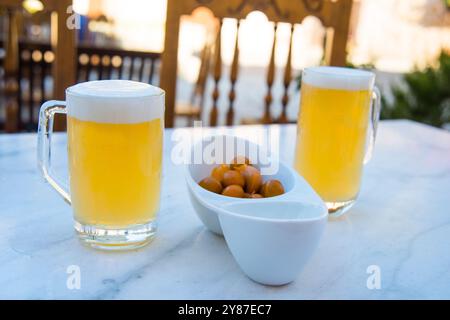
185, 135, 326, 235
217, 200, 327, 286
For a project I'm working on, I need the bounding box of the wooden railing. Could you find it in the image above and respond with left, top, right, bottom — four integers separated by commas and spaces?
76, 45, 161, 84
0, 41, 161, 131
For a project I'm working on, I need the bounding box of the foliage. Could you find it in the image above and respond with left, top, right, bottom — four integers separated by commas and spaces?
381, 51, 450, 128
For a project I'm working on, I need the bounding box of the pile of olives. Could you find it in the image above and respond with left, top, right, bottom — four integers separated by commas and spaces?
198, 156, 285, 198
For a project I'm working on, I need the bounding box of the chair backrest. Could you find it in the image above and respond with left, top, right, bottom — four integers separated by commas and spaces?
160, 0, 353, 127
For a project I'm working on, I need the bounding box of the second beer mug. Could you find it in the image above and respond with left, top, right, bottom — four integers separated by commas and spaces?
38, 80, 165, 250
294, 67, 381, 217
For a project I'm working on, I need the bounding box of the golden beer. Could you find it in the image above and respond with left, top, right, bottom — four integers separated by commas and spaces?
68, 117, 162, 226
294, 67, 378, 216
38, 80, 165, 250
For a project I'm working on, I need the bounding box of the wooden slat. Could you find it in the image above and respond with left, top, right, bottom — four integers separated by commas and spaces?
327, 0, 353, 66
0, 0, 22, 8
138, 58, 145, 82
98, 55, 105, 80
278, 24, 294, 123
129, 57, 135, 80
28, 54, 34, 130
85, 55, 93, 81
118, 57, 125, 79
0, 0, 63, 12
76, 57, 83, 82
149, 58, 156, 84
197, 44, 212, 110
160, 0, 182, 128
39, 52, 46, 107
51, 0, 76, 131
263, 23, 278, 124
105, 55, 113, 79
17, 46, 23, 131
226, 19, 240, 126
4, 8, 19, 132
209, 19, 223, 127
196, 44, 211, 97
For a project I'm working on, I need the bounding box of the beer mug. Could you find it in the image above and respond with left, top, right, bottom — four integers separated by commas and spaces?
294, 67, 381, 217
37, 80, 165, 250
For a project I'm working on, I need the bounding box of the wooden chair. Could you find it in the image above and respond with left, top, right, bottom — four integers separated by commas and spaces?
0, 0, 76, 132
160, 0, 354, 127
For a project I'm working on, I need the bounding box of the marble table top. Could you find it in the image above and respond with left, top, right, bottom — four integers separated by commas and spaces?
1, 120, 449, 299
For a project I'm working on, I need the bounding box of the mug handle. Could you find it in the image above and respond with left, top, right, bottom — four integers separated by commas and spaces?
364, 86, 382, 164
37, 100, 71, 204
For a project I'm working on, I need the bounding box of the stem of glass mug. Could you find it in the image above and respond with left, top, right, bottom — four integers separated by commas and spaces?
37, 100, 71, 204
364, 86, 382, 164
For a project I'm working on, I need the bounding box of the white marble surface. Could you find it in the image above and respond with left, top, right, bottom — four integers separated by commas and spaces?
0, 120, 450, 299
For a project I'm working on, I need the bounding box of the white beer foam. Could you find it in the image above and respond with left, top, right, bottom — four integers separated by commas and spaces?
303, 67, 374, 91
66, 80, 165, 123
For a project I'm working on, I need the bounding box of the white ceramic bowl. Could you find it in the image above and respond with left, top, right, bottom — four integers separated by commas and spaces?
217, 200, 327, 286
185, 135, 325, 235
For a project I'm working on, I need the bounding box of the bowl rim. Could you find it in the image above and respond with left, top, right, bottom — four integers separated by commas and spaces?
184, 134, 328, 223
213, 198, 328, 223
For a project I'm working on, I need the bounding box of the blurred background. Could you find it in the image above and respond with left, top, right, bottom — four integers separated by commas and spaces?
0, 0, 449, 131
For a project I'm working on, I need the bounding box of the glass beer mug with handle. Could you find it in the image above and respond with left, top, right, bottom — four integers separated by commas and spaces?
37, 80, 165, 250
294, 67, 381, 217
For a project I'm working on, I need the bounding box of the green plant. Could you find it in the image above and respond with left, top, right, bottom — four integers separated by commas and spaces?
444, 0, 450, 10
381, 51, 450, 128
